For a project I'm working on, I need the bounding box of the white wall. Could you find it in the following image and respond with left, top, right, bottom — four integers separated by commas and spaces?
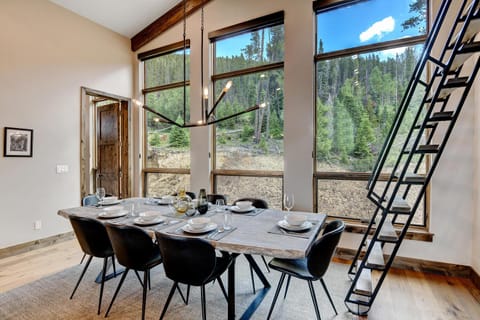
134, 0, 478, 267
0, 0, 132, 248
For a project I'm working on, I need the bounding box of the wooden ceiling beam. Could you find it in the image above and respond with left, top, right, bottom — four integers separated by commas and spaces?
131, 0, 212, 52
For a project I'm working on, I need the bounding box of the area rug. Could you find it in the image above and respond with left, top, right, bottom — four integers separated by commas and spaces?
0, 257, 354, 320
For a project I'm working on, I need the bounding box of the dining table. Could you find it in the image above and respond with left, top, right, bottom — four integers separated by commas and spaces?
58, 197, 326, 320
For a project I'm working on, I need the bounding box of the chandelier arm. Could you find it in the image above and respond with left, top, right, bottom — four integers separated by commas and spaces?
142, 105, 182, 128
207, 105, 260, 125
206, 90, 228, 120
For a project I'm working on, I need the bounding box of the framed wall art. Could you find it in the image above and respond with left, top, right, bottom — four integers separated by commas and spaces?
3, 127, 33, 157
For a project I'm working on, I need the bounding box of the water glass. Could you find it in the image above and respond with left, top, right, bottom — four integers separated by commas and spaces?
216, 199, 225, 212
223, 210, 232, 230
96, 187, 106, 207
129, 202, 136, 217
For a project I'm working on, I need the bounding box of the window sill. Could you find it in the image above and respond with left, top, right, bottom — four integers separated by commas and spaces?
343, 222, 434, 242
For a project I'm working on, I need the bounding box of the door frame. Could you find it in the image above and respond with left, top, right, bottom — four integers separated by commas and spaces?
80, 87, 133, 201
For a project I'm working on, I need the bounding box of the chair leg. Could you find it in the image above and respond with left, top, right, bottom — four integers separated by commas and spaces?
112, 256, 117, 277
266, 273, 286, 320
105, 268, 130, 318
200, 285, 207, 320
141, 270, 148, 320
80, 253, 87, 264
249, 265, 256, 294
134, 270, 144, 287
159, 282, 178, 320
307, 280, 321, 320
320, 278, 338, 315
216, 276, 228, 301
284, 275, 291, 299
261, 255, 270, 272
147, 270, 151, 290
70, 255, 93, 299
97, 257, 108, 315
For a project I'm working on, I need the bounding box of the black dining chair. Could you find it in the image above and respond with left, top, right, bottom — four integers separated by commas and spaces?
233, 197, 270, 293
69, 215, 116, 315
172, 191, 196, 199
266, 220, 345, 320
155, 232, 232, 320
207, 194, 227, 204
104, 223, 163, 320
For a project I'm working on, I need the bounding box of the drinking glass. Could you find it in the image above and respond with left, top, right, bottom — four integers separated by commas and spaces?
283, 193, 294, 212
224, 210, 232, 230
96, 187, 106, 207
216, 199, 225, 213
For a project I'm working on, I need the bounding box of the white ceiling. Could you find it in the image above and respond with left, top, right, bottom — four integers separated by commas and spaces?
49, 0, 182, 38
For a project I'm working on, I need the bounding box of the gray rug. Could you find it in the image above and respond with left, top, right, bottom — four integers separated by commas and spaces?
0, 257, 355, 320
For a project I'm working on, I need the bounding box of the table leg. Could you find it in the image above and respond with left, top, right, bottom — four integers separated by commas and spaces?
228, 254, 239, 320
238, 254, 271, 320
95, 257, 124, 284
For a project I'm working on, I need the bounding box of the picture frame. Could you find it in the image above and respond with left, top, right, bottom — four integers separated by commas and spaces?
3, 127, 33, 157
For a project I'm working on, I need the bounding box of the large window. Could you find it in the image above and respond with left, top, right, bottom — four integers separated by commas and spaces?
210, 12, 285, 208
314, 0, 428, 226
140, 41, 191, 196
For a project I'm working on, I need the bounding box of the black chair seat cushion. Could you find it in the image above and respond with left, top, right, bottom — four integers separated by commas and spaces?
205, 255, 231, 284
269, 257, 315, 281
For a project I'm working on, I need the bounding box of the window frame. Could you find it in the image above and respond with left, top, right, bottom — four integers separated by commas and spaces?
313, 0, 430, 228
209, 12, 286, 205
139, 40, 192, 196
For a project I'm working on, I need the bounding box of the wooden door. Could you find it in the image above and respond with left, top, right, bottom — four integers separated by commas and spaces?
97, 103, 121, 197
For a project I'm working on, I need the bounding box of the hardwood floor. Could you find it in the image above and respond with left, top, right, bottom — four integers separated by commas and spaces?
0, 239, 479, 319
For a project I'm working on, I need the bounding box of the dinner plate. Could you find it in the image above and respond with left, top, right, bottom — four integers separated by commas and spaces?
230, 205, 255, 213
182, 222, 217, 234
103, 205, 124, 211
100, 199, 122, 206
98, 210, 128, 219
278, 220, 312, 231
133, 216, 165, 226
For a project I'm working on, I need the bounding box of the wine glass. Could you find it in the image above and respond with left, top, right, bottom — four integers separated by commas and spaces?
96, 187, 106, 207
283, 193, 294, 212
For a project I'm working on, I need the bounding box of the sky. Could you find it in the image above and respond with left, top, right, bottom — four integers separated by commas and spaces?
317, 0, 424, 54
215, 0, 425, 60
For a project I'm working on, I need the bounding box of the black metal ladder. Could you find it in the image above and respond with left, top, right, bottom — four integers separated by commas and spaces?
344, 0, 480, 314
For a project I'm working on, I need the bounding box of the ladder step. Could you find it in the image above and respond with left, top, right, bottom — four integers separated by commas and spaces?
378, 219, 399, 242
353, 261, 373, 296
393, 172, 426, 185
391, 195, 412, 213
449, 16, 480, 47
429, 111, 454, 122
449, 42, 480, 71
404, 144, 440, 154
438, 77, 469, 99
366, 240, 385, 270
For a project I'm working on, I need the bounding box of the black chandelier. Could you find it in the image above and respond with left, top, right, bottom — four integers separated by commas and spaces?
142, 0, 265, 128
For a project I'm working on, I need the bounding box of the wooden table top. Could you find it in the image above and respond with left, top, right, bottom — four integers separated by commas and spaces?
58, 198, 326, 259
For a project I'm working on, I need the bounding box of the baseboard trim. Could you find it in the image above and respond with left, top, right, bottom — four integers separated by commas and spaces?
335, 247, 472, 278
0, 232, 75, 259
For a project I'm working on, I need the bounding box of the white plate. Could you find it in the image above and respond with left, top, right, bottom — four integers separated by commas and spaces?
182, 222, 217, 234
100, 199, 122, 206
134, 216, 165, 226
157, 198, 173, 205
230, 205, 255, 213
278, 220, 312, 231
103, 205, 124, 211
98, 210, 128, 219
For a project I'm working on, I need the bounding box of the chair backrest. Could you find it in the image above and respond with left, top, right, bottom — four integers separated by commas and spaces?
207, 194, 227, 204
105, 223, 159, 271
172, 191, 196, 199
307, 220, 345, 279
69, 215, 113, 258
155, 232, 217, 286
234, 198, 268, 209
82, 194, 98, 206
